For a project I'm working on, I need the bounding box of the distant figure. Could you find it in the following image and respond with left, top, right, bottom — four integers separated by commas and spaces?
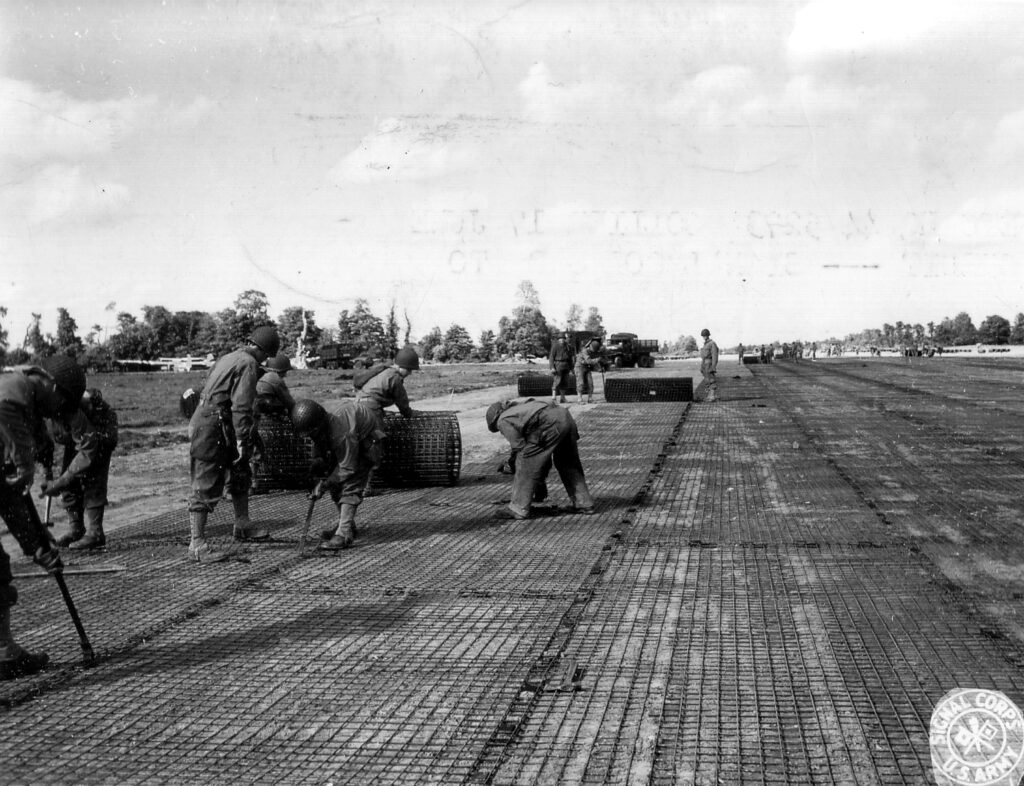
575, 337, 606, 405
699, 329, 720, 403
737, 343, 744, 364
549, 333, 575, 404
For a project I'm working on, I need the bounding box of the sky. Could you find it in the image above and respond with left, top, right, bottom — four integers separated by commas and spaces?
2, 0, 1023, 349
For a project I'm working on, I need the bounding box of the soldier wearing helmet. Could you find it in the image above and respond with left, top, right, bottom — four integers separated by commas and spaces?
699, 328, 719, 403
574, 336, 606, 405
548, 333, 575, 404
291, 398, 385, 550
486, 398, 595, 520
40, 387, 119, 550
0, 361, 76, 679
186, 325, 280, 563
255, 354, 295, 417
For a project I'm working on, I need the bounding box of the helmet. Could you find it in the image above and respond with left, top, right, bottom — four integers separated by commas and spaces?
700, 329, 711, 337
291, 398, 326, 433
40, 355, 87, 402
395, 346, 420, 371
250, 326, 280, 356
485, 401, 508, 433
266, 353, 292, 373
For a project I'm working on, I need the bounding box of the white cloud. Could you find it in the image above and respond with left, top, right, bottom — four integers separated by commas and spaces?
0, 77, 155, 168
989, 109, 1024, 163
327, 117, 473, 185
787, 0, 962, 65
25, 164, 131, 225
936, 190, 1024, 245
517, 62, 628, 125
658, 65, 759, 128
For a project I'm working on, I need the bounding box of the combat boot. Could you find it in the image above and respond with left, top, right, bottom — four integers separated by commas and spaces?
56, 507, 85, 548
188, 510, 227, 564
0, 606, 48, 681
70, 507, 106, 550
320, 504, 357, 551
231, 495, 269, 541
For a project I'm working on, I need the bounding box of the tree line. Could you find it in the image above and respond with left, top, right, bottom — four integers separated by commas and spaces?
0, 282, 611, 369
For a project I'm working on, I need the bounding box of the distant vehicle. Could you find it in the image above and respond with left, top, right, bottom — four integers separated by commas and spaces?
603, 332, 658, 368
314, 343, 359, 370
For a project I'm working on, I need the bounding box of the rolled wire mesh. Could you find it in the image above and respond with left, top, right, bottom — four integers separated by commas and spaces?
254, 410, 462, 490
604, 376, 694, 402
518, 373, 577, 397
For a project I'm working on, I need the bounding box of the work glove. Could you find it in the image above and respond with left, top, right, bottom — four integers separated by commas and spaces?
4, 464, 33, 491
34, 545, 64, 575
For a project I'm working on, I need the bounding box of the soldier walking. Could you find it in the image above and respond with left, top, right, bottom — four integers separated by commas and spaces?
186, 326, 280, 563
699, 328, 720, 402
574, 337, 605, 405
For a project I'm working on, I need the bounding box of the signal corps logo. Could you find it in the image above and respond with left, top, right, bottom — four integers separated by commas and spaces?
930, 689, 1024, 785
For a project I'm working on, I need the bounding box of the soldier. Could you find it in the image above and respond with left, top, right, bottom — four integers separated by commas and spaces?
186, 325, 280, 563
548, 333, 575, 404
353, 346, 419, 495
574, 337, 605, 405
699, 328, 720, 402
0, 357, 81, 680
486, 398, 595, 520
255, 354, 295, 417
291, 398, 384, 550
41, 387, 119, 550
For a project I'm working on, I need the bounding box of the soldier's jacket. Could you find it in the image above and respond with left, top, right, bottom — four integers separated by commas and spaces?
312, 401, 385, 484
353, 365, 412, 418
494, 399, 559, 453
189, 348, 260, 461
576, 344, 606, 371
255, 370, 295, 414
549, 341, 574, 371
45, 395, 118, 482
700, 339, 719, 369
0, 368, 56, 485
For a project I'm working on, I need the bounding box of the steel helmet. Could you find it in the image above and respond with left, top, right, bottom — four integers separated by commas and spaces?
250, 325, 280, 357
395, 346, 420, 371
485, 400, 509, 432
40, 355, 87, 403
700, 329, 711, 337
291, 398, 326, 433
266, 353, 292, 373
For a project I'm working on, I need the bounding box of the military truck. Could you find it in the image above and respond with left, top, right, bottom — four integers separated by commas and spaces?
314, 343, 358, 370
604, 332, 658, 368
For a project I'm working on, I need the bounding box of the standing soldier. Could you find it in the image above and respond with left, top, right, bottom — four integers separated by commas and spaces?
41, 387, 119, 550
549, 333, 575, 404
737, 342, 744, 364
699, 328, 720, 403
291, 398, 385, 550
0, 358, 82, 679
486, 398, 595, 520
255, 354, 296, 417
187, 325, 280, 563
574, 336, 605, 405
353, 345, 419, 494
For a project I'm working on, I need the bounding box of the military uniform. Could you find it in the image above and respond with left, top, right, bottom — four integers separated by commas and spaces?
574, 342, 605, 403
44, 390, 118, 548
188, 348, 261, 512
353, 365, 413, 428
492, 399, 594, 519
699, 335, 720, 402
548, 339, 575, 402
255, 370, 295, 416
311, 401, 384, 508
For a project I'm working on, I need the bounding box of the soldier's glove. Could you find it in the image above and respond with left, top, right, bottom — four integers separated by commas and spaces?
309, 480, 325, 501
34, 545, 64, 575
4, 464, 33, 491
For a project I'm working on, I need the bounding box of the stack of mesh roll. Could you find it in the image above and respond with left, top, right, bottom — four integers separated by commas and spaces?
374, 410, 462, 488
517, 372, 577, 397
603, 377, 693, 402
252, 414, 315, 491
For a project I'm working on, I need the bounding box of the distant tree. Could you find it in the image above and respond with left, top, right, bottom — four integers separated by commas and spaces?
516, 280, 542, 309
384, 303, 400, 361
278, 307, 322, 358
1011, 313, 1024, 345
419, 327, 443, 360
108, 312, 158, 359
682, 335, 698, 353
950, 312, 977, 345
932, 317, 955, 347
476, 329, 497, 362
565, 303, 583, 331
23, 313, 51, 357
881, 323, 894, 347
403, 309, 413, 346
337, 299, 386, 356
583, 307, 605, 335
977, 314, 1011, 345
235, 290, 271, 323
911, 324, 925, 344
442, 324, 474, 362
54, 307, 84, 358
0, 305, 8, 364
927, 321, 935, 340
80, 343, 114, 373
